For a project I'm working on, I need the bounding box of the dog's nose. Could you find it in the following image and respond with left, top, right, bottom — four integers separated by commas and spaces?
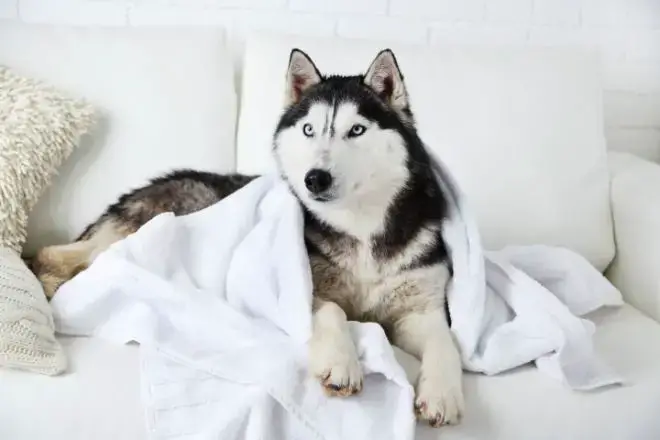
304, 169, 333, 194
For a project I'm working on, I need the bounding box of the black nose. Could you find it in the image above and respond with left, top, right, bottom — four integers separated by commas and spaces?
304, 169, 333, 194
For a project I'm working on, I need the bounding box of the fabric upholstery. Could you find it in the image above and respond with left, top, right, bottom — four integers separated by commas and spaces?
606, 152, 660, 321
1, 305, 658, 440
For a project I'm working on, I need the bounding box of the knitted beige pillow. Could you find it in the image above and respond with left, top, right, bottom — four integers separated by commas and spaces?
0, 66, 96, 375
0, 247, 67, 374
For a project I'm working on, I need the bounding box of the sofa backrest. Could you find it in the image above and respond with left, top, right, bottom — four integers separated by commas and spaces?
236, 33, 615, 270
0, 23, 616, 271
0, 22, 237, 255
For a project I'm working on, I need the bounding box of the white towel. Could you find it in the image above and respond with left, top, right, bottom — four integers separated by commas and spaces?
429, 154, 624, 390
51, 162, 623, 440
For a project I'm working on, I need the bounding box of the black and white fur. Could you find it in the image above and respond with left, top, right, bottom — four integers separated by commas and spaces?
274, 49, 464, 426
30, 49, 464, 426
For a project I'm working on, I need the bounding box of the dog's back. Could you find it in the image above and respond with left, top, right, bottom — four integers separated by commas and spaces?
31, 171, 256, 297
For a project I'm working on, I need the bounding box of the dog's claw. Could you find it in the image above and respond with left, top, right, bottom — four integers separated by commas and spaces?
415, 400, 447, 427
321, 376, 362, 397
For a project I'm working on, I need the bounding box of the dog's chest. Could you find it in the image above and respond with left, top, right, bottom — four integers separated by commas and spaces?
314, 233, 393, 282
335, 243, 404, 313
308, 232, 428, 317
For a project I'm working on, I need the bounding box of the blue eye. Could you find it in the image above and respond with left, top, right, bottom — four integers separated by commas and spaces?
302, 123, 314, 137
348, 124, 366, 138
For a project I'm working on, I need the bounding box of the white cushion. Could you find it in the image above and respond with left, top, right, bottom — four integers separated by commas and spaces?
417, 305, 660, 439
0, 337, 144, 440
0, 21, 237, 254
606, 152, 660, 321
1, 306, 658, 440
236, 33, 615, 271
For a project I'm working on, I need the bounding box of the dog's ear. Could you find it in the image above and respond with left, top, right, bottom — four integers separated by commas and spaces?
364, 49, 409, 114
285, 49, 322, 106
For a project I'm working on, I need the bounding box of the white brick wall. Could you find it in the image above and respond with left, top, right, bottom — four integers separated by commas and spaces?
3, 0, 660, 161
485, 0, 533, 24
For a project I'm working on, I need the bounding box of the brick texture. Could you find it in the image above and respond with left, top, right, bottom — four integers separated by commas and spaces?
337, 17, 429, 44
390, 0, 486, 21
430, 22, 527, 45
289, 0, 387, 15
19, 0, 128, 25
4, 0, 660, 161
532, 0, 580, 27
485, 0, 533, 24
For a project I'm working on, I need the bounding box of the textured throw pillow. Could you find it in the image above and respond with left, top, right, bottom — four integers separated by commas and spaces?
0, 66, 96, 375
0, 247, 66, 374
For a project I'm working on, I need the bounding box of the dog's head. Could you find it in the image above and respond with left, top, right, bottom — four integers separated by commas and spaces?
272, 49, 419, 217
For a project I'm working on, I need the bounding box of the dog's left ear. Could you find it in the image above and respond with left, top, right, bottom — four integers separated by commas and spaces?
364, 49, 409, 114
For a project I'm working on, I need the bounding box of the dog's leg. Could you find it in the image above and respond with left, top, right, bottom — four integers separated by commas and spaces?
31, 240, 97, 299
308, 298, 363, 397
31, 219, 134, 298
393, 307, 464, 427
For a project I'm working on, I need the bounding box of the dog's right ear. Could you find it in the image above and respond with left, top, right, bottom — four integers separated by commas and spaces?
285, 49, 322, 106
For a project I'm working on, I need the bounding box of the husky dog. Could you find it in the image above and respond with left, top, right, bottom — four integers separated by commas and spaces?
31, 49, 464, 426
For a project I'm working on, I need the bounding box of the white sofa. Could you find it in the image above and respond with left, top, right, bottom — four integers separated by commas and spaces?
1, 22, 660, 440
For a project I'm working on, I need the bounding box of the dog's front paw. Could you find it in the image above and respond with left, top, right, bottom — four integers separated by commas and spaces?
309, 338, 363, 397
414, 370, 464, 427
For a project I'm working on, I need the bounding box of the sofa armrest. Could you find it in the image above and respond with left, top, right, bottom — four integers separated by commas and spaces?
606, 152, 660, 322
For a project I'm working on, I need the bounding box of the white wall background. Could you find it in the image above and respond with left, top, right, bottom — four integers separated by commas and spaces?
2, 0, 659, 161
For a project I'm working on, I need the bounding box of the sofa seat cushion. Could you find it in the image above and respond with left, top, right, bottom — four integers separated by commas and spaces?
0, 337, 144, 440
411, 304, 660, 440
1, 305, 658, 440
